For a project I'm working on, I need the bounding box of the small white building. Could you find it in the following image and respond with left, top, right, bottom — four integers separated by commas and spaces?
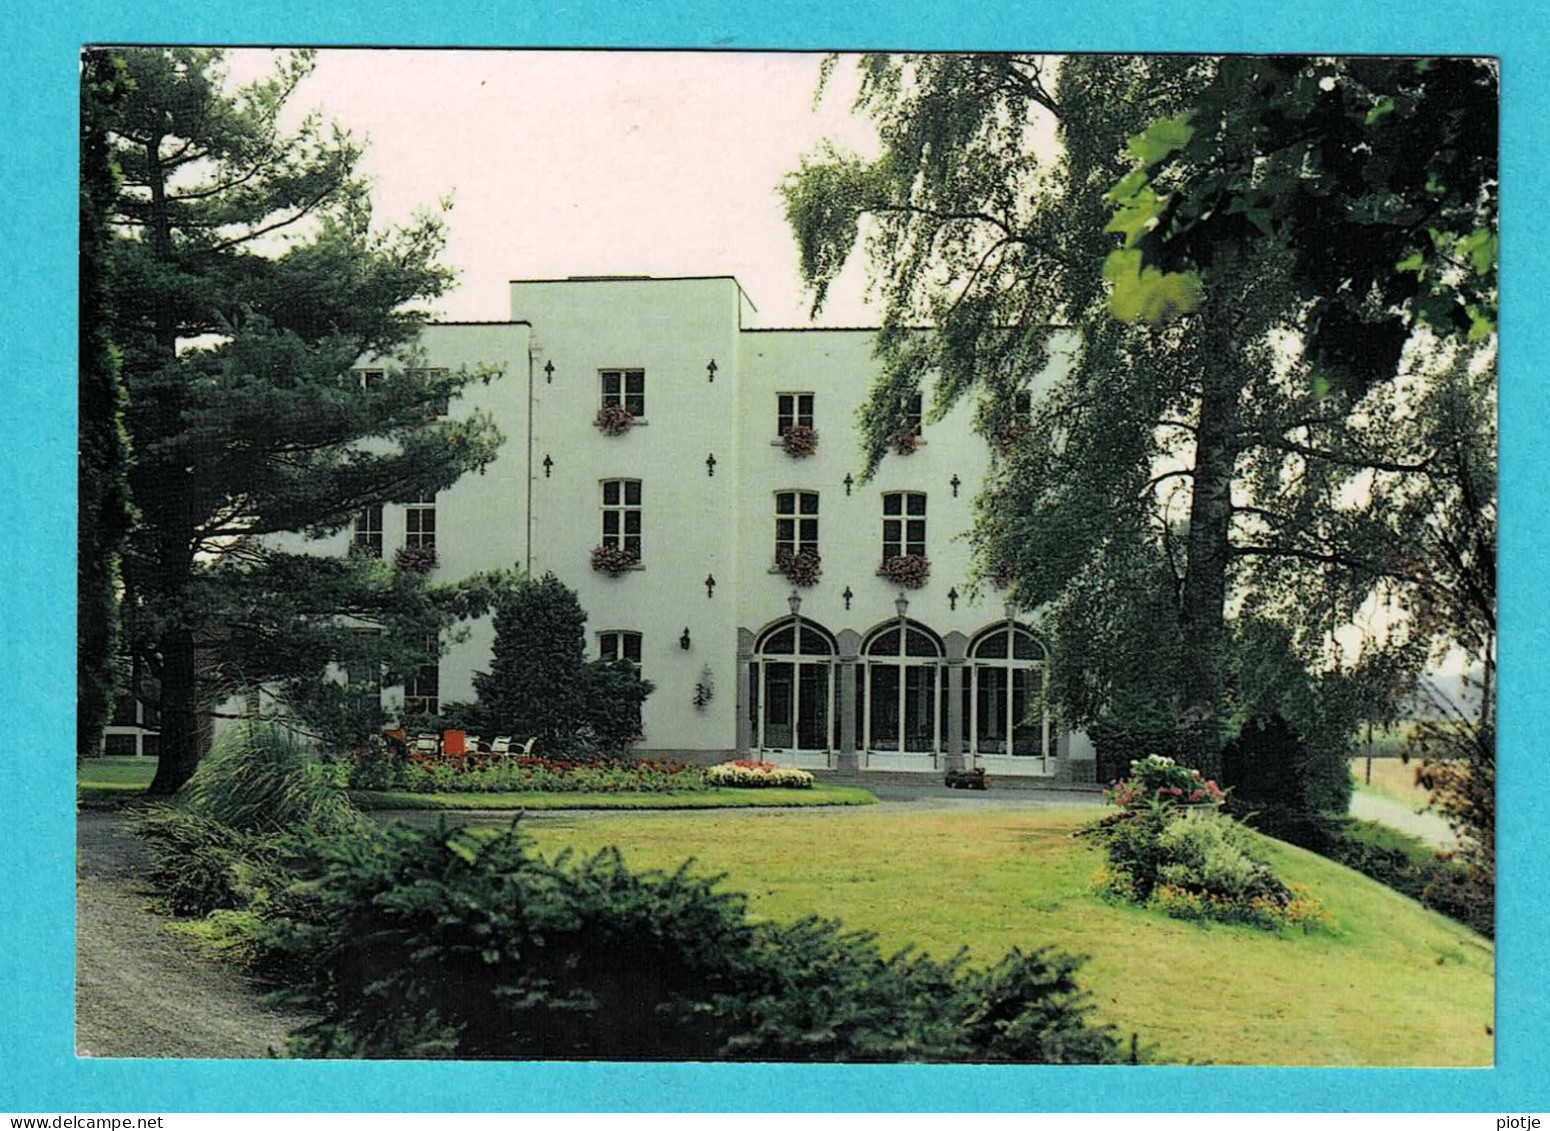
306, 275, 1096, 782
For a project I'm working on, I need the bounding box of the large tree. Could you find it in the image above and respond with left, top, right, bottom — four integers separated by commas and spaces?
92, 48, 505, 793
784, 55, 1496, 780
78, 51, 136, 757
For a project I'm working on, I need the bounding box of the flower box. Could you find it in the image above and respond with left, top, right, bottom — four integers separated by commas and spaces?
781, 424, 820, 458
892, 429, 920, 456
590, 543, 639, 575
393, 544, 438, 573
775, 548, 822, 587
595, 403, 635, 436
877, 552, 930, 589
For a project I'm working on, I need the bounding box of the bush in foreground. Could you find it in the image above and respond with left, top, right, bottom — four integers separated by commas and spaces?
705, 760, 815, 789
250, 823, 1120, 1062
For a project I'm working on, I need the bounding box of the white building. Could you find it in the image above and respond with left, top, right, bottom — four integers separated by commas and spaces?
306, 275, 1096, 783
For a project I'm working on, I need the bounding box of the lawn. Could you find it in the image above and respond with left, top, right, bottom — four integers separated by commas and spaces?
515, 806, 1492, 1067
352, 784, 875, 810
1350, 756, 1435, 810
77, 756, 156, 801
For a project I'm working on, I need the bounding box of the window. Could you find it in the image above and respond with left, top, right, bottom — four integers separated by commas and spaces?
860, 622, 944, 756
352, 505, 384, 557
601, 479, 643, 560
601, 369, 646, 417
1014, 389, 1033, 418
353, 368, 387, 389
966, 624, 1049, 760
777, 393, 815, 435
405, 492, 436, 549
409, 367, 451, 416
403, 641, 439, 720
775, 490, 820, 558
599, 630, 643, 668
882, 492, 927, 560
902, 392, 923, 434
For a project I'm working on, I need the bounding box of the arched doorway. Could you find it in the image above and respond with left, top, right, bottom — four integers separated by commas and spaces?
859, 620, 944, 770
750, 617, 837, 768
966, 622, 1050, 774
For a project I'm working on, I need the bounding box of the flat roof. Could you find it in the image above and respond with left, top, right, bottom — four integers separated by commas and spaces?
508, 273, 757, 313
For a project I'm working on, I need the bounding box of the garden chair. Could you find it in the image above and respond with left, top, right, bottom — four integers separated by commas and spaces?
413, 732, 440, 755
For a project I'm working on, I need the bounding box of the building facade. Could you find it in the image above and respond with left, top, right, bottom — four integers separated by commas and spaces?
317, 276, 1095, 781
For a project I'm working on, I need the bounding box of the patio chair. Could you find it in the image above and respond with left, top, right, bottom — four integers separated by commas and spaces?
413, 732, 440, 755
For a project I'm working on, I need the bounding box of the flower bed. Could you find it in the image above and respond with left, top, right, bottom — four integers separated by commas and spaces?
781, 424, 819, 458
591, 543, 639, 575
705, 760, 815, 789
1084, 755, 1330, 932
877, 553, 930, 589
595, 403, 635, 435
390, 753, 708, 794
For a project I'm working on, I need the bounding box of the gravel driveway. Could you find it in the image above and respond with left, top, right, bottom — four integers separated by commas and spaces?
75, 810, 311, 1058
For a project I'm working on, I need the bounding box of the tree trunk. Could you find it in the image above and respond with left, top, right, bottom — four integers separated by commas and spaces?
147, 626, 200, 795
1177, 359, 1242, 781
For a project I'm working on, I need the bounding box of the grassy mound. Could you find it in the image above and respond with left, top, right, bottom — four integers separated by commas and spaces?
518, 807, 1492, 1067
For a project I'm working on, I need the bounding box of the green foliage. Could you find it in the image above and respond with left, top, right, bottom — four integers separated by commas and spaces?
178, 720, 361, 836
77, 51, 136, 756
1221, 713, 1351, 851
1085, 803, 1330, 932
89, 47, 506, 792
130, 807, 262, 916
470, 574, 655, 754
247, 822, 1120, 1062
786, 54, 1495, 785
1328, 819, 1490, 939
380, 757, 707, 795
1103, 57, 1498, 371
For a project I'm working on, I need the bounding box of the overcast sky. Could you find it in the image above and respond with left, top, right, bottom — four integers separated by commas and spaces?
229, 48, 894, 326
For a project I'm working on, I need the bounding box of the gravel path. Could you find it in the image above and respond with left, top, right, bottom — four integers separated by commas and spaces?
75, 811, 311, 1058
1348, 789, 1458, 850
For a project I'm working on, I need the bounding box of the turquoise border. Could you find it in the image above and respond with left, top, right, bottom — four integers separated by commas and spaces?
3, 0, 1544, 1112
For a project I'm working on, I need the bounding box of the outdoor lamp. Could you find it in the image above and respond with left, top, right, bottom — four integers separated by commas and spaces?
895, 593, 909, 619
1004, 597, 1018, 622
788, 591, 802, 618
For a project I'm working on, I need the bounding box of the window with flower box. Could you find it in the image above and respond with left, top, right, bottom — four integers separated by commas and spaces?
409, 367, 451, 417
902, 392, 923, 434
601, 479, 643, 561
777, 393, 815, 435
775, 490, 819, 558
601, 369, 646, 417
882, 492, 927, 560
352, 505, 384, 558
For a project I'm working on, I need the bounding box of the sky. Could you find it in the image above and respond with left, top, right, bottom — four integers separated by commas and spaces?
227, 48, 894, 327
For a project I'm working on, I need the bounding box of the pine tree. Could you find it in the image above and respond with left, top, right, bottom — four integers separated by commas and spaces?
78, 51, 136, 757
91, 48, 505, 792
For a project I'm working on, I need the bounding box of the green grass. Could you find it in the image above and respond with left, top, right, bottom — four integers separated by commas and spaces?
513, 807, 1491, 1067
77, 756, 156, 800
352, 783, 877, 810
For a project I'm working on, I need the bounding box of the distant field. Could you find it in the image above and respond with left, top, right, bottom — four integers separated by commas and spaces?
1350, 756, 1436, 810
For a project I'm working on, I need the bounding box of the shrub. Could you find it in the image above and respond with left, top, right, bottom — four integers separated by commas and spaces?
705, 760, 815, 789
1084, 789, 1331, 932
256, 822, 1122, 1062
393, 755, 706, 794
1221, 714, 1351, 851
179, 720, 360, 836
129, 806, 262, 916
1327, 818, 1492, 938
393, 544, 438, 573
